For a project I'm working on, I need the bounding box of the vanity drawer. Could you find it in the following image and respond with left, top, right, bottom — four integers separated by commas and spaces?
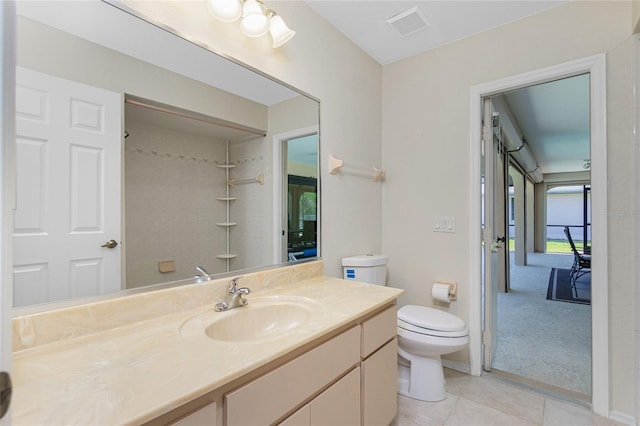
361, 305, 397, 358
171, 402, 216, 426
225, 326, 361, 426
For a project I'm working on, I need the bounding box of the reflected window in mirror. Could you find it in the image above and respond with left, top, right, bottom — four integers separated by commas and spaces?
284, 134, 318, 263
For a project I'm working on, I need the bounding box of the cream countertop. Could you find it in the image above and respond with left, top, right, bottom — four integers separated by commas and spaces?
12, 268, 403, 425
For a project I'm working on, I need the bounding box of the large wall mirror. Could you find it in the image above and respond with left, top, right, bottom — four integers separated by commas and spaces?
13, 1, 320, 310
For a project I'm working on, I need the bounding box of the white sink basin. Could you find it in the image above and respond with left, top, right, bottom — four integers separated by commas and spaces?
180, 295, 320, 342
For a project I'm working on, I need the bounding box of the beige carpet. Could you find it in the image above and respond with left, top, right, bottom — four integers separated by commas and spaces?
492, 253, 591, 396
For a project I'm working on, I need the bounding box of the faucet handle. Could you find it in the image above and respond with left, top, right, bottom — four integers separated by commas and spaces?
228, 276, 244, 293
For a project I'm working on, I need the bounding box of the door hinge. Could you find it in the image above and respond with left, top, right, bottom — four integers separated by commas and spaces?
492, 112, 500, 128
482, 331, 490, 346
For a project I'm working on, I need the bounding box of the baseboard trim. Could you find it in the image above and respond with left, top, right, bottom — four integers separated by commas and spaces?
609, 411, 636, 425
442, 359, 470, 375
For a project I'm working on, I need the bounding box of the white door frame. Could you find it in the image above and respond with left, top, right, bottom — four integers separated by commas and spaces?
633, 35, 640, 426
468, 54, 608, 416
271, 125, 319, 264
0, 1, 15, 423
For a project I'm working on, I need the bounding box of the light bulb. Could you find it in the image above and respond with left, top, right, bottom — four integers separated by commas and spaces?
269, 14, 295, 48
206, 0, 242, 22
241, 0, 269, 37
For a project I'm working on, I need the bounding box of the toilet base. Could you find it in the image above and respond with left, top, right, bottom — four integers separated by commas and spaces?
397, 348, 447, 401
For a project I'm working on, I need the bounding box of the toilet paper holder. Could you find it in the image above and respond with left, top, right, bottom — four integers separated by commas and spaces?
434, 280, 457, 301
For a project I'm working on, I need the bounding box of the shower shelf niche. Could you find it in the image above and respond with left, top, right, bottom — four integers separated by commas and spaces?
216, 158, 237, 271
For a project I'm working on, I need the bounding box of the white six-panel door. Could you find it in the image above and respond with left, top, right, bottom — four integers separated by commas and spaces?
13, 67, 122, 307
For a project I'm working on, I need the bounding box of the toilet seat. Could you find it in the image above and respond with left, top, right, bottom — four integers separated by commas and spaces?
397, 305, 469, 338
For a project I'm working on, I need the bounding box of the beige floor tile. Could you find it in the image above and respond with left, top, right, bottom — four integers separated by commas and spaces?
542, 398, 624, 426
460, 376, 545, 424
391, 413, 421, 426
444, 368, 472, 396
445, 397, 538, 426
397, 393, 459, 426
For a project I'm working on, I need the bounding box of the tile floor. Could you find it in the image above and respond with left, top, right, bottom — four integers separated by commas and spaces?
391, 369, 624, 426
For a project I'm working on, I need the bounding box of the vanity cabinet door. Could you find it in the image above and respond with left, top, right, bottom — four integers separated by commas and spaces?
362, 339, 398, 426
278, 405, 310, 426
277, 367, 360, 426
309, 367, 360, 426
171, 402, 216, 426
226, 326, 360, 426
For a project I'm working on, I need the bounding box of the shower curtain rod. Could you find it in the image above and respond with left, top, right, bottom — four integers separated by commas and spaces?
124, 97, 267, 138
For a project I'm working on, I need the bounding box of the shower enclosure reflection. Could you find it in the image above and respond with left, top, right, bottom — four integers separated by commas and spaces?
13, 1, 320, 308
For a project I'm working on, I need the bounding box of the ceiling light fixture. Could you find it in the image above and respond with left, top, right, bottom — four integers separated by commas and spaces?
206, 0, 296, 47
206, 0, 242, 22
268, 10, 296, 48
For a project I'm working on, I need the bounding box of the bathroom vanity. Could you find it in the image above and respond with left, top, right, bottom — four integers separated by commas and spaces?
12, 261, 402, 425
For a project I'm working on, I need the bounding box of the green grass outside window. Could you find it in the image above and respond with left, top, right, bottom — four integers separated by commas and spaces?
508, 238, 590, 254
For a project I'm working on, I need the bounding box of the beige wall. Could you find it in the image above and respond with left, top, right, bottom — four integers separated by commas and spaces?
288, 162, 317, 178
228, 137, 271, 271
266, 95, 320, 264
382, 1, 633, 416
124, 120, 228, 287
17, 16, 267, 131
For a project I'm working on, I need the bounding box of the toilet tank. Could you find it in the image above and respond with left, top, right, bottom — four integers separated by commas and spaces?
342, 254, 388, 285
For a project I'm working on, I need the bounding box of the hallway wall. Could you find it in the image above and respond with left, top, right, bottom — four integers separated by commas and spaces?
382, 1, 635, 417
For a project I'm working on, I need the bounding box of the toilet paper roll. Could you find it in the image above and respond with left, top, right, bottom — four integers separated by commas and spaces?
432, 283, 452, 303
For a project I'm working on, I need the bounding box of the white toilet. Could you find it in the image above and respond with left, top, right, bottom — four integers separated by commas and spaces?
396, 305, 469, 401
342, 254, 469, 402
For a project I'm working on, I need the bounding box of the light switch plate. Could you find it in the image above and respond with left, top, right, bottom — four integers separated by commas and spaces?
434, 216, 456, 233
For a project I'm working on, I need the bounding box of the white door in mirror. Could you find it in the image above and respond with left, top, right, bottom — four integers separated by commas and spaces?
13, 68, 122, 307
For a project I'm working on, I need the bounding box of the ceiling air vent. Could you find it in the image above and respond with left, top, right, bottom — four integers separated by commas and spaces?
385, 6, 431, 37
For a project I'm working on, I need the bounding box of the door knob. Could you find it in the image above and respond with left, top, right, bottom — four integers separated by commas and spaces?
0, 371, 11, 419
496, 236, 506, 243
101, 239, 118, 249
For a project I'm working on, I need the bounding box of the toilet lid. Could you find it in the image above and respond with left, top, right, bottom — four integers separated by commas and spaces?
397, 305, 466, 332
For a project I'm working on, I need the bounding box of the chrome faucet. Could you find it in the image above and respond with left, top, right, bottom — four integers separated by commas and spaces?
215, 277, 250, 312
194, 266, 212, 283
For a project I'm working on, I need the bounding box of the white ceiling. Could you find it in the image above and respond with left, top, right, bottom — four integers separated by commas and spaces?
304, 0, 569, 66
503, 75, 590, 175
303, 0, 588, 177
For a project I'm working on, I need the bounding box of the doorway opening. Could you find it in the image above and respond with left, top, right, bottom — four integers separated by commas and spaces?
485, 75, 592, 398
272, 130, 319, 263
471, 55, 608, 415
